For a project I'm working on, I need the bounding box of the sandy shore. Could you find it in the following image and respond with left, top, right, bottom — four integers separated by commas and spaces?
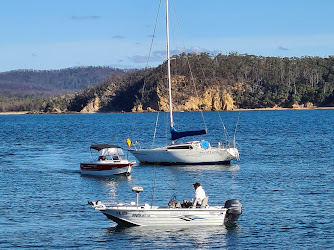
0, 111, 29, 115
233, 106, 334, 111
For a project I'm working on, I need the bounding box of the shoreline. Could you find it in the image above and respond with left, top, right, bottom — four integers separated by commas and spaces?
233, 106, 334, 111
1, 107, 334, 115
0, 111, 29, 115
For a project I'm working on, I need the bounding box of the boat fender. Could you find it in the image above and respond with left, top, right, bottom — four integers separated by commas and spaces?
200, 141, 210, 149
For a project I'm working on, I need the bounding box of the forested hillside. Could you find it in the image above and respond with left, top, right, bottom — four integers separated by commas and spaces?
63, 53, 334, 113
2, 53, 334, 113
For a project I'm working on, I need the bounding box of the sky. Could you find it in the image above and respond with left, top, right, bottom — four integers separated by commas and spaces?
1, 0, 334, 72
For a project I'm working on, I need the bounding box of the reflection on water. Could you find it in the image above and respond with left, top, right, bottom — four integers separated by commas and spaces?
105, 225, 232, 248
80, 174, 133, 182
173, 164, 240, 173
106, 181, 118, 200
81, 175, 134, 202
138, 163, 240, 172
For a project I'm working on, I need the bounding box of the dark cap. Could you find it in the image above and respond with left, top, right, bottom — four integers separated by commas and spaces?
193, 182, 200, 187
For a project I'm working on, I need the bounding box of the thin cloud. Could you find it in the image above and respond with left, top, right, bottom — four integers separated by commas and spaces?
129, 49, 165, 64
278, 46, 289, 51
147, 34, 157, 38
129, 47, 219, 65
70, 16, 101, 20
129, 55, 149, 64
187, 46, 218, 55
112, 35, 124, 39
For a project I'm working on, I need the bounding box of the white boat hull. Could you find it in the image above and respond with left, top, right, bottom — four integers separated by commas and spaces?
93, 203, 229, 227
129, 143, 239, 165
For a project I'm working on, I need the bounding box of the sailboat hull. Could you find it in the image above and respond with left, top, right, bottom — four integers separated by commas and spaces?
129, 142, 239, 165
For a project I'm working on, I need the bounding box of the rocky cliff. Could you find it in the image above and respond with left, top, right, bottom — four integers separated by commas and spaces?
129, 75, 236, 113
80, 97, 100, 113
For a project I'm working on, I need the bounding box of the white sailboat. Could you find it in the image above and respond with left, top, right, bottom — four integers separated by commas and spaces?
129, 0, 239, 165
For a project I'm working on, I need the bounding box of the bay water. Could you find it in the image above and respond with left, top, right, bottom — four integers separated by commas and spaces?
0, 110, 333, 249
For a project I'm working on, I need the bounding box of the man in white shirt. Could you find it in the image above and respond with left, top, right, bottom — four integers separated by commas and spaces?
182, 182, 206, 208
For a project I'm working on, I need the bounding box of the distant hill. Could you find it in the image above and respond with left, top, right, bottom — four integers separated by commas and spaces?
0, 66, 127, 97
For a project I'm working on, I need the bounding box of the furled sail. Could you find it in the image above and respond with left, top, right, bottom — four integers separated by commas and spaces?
171, 127, 207, 140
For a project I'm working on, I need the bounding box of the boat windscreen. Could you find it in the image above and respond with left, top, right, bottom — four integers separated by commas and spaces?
99, 147, 125, 156
90, 144, 122, 151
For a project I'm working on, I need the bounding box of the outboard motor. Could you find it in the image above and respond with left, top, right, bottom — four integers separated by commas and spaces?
224, 199, 242, 225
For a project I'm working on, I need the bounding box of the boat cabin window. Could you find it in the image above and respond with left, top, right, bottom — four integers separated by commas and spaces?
167, 145, 193, 150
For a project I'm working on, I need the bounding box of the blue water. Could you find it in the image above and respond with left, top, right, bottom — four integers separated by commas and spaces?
1, 110, 333, 249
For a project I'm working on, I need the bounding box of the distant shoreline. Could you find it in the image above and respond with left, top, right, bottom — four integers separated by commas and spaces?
233, 106, 334, 111
1, 107, 334, 115
0, 111, 29, 115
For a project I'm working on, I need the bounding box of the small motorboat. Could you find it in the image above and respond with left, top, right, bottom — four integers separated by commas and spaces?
89, 186, 242, 227
80, 144, 135, 176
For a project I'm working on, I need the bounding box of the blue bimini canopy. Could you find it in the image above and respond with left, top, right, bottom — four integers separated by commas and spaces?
171, 127, 207, 141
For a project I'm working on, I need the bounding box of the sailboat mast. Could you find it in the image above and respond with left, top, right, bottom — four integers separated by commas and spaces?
166, 0, 174, 128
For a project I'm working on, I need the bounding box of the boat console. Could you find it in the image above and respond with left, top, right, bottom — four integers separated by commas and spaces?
132, 186, 144, 207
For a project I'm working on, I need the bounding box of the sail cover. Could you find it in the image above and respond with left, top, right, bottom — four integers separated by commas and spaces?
171, 127, 207, 140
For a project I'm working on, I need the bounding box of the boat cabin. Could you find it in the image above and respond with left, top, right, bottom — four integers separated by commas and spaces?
167, 141, 211, 150
90, 144, 125, 162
